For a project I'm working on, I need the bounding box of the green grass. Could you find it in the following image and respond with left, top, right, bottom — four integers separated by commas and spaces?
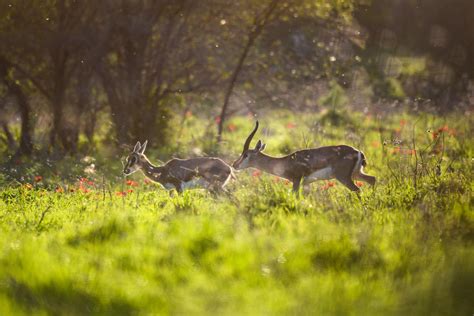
0, 111, 473, 315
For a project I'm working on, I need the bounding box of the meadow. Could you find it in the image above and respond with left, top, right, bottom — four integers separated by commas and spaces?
0, 110, 473, 315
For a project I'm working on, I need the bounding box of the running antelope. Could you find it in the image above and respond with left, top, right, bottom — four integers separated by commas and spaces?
233, 121, 376, 193
123, 141, 234, 194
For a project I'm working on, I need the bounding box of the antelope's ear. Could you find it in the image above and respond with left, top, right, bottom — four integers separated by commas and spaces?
133, 141, 141, 152
255, 140, 266, 151
140, 140, 148, 154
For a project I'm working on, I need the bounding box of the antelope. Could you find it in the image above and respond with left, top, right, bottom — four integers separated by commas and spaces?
233, 121, 376, 193
123, 141, 234, 194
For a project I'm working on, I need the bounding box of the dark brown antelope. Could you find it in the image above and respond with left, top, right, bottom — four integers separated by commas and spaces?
124, 141, 234, 194
233, 121, 376, 193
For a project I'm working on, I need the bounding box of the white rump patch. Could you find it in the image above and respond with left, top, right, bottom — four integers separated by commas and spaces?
304, 167, 334, 184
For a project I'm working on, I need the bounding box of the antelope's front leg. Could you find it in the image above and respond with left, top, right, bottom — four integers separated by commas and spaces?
292, 177, 303, 194
174, 183, 183, 195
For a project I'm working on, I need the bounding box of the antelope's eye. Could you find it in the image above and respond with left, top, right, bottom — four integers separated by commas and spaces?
130, 157, 137, 164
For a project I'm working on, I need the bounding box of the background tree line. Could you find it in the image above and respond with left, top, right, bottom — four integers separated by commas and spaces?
0, 0, 472, 157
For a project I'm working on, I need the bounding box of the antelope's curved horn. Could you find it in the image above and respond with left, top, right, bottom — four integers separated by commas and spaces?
243, 121, 259, 153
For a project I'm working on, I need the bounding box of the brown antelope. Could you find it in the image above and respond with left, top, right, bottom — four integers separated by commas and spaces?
233, 121, 376, 193
123, 141, 234, 194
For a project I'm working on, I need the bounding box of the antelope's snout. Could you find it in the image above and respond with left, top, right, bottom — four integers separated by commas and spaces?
232, 160, 240, 170
233, 155, 248, 170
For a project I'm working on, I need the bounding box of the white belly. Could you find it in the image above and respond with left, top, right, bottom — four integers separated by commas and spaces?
163, 183, 175, 190
304, 167, 334, 184
181, 178, 209, 190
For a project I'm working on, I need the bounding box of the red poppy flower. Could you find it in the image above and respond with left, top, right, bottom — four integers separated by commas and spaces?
252, 170, 262, 177
356, 181, 364, 187
79, 187, 90, 193
126, 180, 139, 187
286, 122, 296, 129
34, 176, 43, 183
227, 123, 237, 132
116, 191, 127, 197
371, 141, 381, 148
438, 125, 449, 132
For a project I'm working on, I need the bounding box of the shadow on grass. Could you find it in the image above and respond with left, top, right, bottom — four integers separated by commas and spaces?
5, 277, 137, 315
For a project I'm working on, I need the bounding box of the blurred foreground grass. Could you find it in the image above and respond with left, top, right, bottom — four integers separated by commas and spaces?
0, 110, 473, 315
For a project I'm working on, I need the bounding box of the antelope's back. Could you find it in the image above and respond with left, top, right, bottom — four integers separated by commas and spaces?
294, 145, 360, 169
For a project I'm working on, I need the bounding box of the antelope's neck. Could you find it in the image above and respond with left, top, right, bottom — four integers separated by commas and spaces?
254, 153, 288, 178
140, 159, 161, 182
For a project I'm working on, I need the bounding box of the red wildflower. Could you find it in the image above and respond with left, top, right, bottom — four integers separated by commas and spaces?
407, 149, 416, 155
34, 176, 43, 183
286, 122, 296, 129
55, 187, 64, 193
127, 189, 134, 194
126, 180, 139, 187
79, 177, 88, 183
432, 131, 439, 140
392, 147, 401, 154
79, 187, 90, 193
399, 119, 407, 127
144, 178, 152, 185
284, 179, 291, 186
356, 181, 364, 187
87, 180, 95, 186
438, 125, 449, 132
252, 170, 262, 177
116, 191, 127, 197
227, 123, 237, 132
371, 141, 381, 148
215, 116, 221, 124
321, 181, 335, 190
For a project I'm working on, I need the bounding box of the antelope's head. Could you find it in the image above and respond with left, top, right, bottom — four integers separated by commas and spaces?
233, 121, 266, 170
123, 140, 148, 176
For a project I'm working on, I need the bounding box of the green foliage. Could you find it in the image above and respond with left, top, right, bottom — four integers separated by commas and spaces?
0, 111, 473, 315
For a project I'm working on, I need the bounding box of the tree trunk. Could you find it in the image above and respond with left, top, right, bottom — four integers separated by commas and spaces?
216, 0, 280, 145
0, 56, 33, 156
216, 35, 256, 144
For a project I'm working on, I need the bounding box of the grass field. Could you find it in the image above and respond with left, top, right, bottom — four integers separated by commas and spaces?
0, 111, 473, 315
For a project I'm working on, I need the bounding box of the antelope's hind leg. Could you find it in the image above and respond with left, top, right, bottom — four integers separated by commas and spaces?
334, 159, 361, 193
354, 167, 376, 186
